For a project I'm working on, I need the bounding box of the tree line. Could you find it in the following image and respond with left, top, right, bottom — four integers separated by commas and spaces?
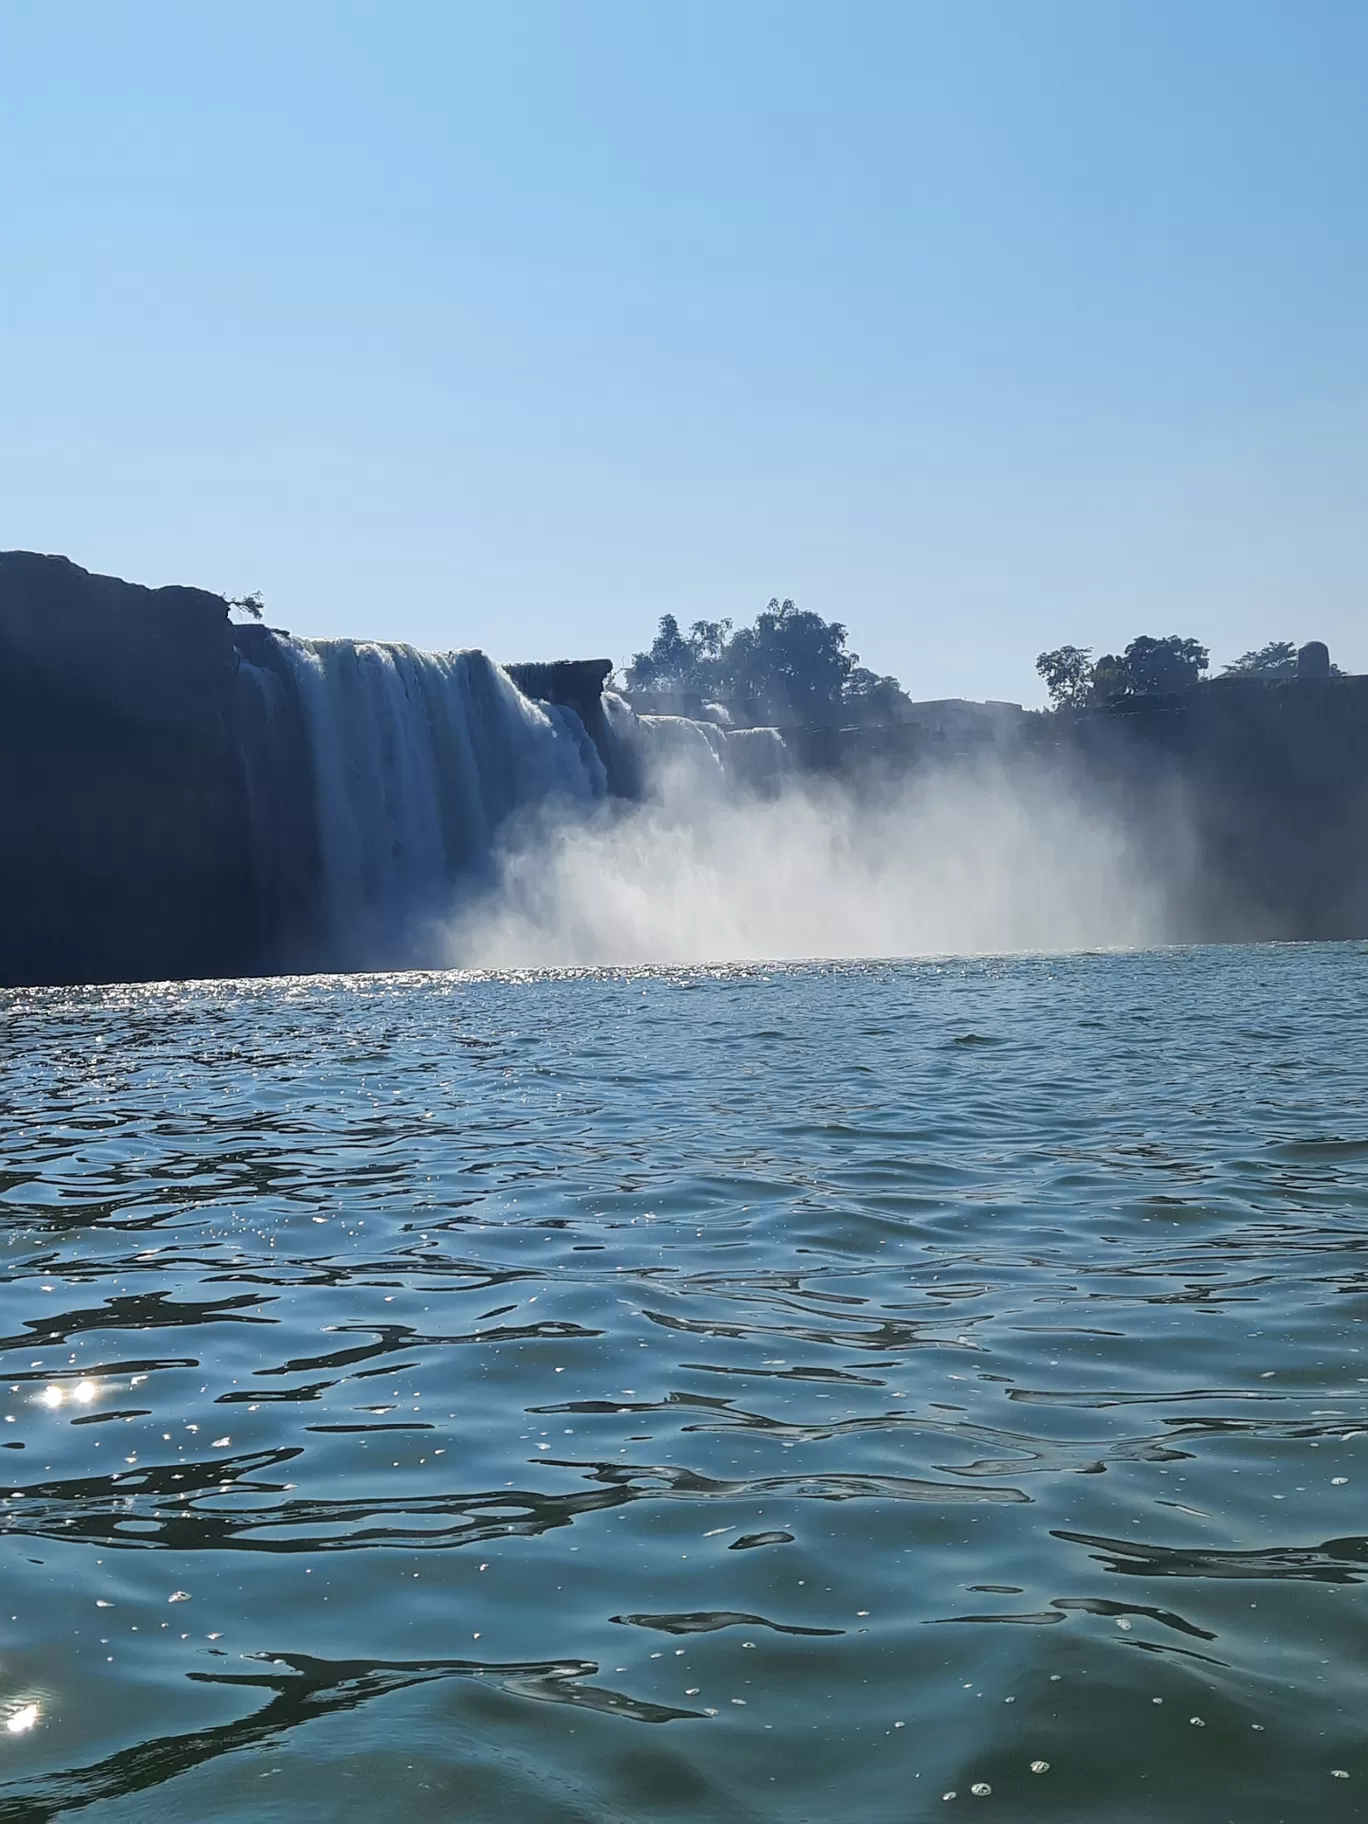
629, 609, 1343, 727
1035, 635, 1341, 710
625, 600, 912, 726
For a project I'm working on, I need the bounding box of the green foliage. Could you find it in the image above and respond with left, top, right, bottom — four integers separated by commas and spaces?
626, 599, 902, 725
845, 665, 914, 721
724, 599, 856, 723
1038, 634, 1210, 708
1087, 654, 1130, 703
1035, 645, 1094, 710
1121, 634, 1209, 695
624, 613, 697, 692
1223, 639, 1298, 678
1221, 640, 1343, 679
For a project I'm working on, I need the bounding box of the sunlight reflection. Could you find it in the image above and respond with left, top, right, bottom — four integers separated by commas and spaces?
5, 1704, 39, 1734
37, 1380, 98, 1411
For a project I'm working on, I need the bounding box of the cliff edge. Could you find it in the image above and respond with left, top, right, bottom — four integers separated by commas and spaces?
0, 552, 260, 986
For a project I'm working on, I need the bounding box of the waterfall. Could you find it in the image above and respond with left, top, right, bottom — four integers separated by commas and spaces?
232, 640, 790, 975
241, 634, 606, 970
603, 693, 790, 796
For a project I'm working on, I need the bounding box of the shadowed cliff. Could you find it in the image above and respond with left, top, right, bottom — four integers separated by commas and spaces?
0, 552, 260, 986
791, 679, 1368, 942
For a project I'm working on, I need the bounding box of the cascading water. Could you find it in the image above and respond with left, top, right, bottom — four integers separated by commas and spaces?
602, 691, 790, 795
240, 634, 607, 970
232, 642, 790, 974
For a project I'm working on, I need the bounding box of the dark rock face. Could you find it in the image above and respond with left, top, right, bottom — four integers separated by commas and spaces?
506, 658, 639, 796
231, 623, 324, 973
813, 679, 1368, 942
0, 552, 261, 986
1078, 679, 1368, 941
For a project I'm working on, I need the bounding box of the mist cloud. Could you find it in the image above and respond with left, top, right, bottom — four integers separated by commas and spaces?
441, 745, 1176, 970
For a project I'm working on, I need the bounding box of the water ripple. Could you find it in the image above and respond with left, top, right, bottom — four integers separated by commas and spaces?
0, 951, 1366, 1819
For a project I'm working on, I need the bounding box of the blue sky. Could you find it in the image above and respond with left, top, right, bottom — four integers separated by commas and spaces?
3, 1, 1366, 702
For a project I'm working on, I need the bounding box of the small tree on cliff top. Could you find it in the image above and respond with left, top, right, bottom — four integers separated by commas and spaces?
1035, 645, 1094, 710
228, 591, 264, 621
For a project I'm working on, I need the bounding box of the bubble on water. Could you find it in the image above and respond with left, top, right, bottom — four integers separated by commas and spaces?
1332, 1770, 1350, 1779
168, 1591, 190, 1604
1189, 1716, 1205, 1727
942, 1794, 957, 1803
1115, 1617, 1132, 1630
1152, 1697, 1163, 1704
1030, 1760, 1050, 1774
1332, 1478, 1348, 1486
971, 1783, 991, 1796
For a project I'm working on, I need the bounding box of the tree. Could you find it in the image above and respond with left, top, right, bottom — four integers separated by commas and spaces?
845, 665, 913, 722
1035, 645, 1094, 710
1223, 639, 1297, 678
722, 598, 856, 724
1087, 654, 1130, 704
627, 599, 903, 725
1121, 634, 1208, 695
625, 614, 701, 693
688, 619, 733, 665
1221, 640, 1343, 679
228, 591, 265, 621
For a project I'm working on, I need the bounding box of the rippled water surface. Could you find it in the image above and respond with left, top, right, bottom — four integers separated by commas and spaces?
2, 949, 1368, 1821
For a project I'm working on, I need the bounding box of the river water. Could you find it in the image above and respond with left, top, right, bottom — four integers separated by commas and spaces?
0, 948, 1365, 1822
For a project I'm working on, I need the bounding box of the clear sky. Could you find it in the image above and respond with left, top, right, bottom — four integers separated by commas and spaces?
3, 1, 1366, 703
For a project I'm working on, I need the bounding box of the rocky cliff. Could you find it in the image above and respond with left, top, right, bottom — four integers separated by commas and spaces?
0, 553, 261, 986
801, 675, 1368, 942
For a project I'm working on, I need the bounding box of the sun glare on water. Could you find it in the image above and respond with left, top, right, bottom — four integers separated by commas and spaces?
37, 1381, 97, 1410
